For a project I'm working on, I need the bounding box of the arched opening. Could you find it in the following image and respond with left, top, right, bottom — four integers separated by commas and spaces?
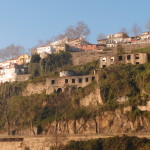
57, 88, 62, 93
64, 87, 69, 92
71, 87, 76, 93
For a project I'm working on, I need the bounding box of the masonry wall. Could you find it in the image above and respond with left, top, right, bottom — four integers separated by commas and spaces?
70, 51, 115, 66
121, 42, 150, 53
100, 53, 148, 68
46, 74, 98, 94
16, 74, 30, 82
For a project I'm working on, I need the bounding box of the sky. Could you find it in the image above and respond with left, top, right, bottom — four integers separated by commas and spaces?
0, 0, 150, 52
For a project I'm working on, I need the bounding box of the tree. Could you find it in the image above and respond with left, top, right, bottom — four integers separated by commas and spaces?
119, 27, 128, 35
131, 24, 141, 37
55, 21, 90, 40
31, 54, 41, 63
145, 19, 150, 31
97, 33, 105, 40
0, 44, 24, 61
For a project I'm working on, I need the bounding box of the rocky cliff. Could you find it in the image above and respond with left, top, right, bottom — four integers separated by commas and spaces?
44, 109, 150, 135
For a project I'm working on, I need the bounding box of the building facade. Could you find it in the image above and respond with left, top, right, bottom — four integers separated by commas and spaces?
0, 65, 26, 83
140, 32, 150, 41
97, 32, 129, 48
99, 53, 148, 68
0, 54, 30, 84
0, 54, 30, 68
46, 74, 98, 94
106, 32, 129, 45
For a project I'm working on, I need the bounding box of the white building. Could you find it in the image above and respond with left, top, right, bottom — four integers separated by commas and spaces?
0, 66, 19, 83
140, 32, 150, 41
50, 38, 68, 48
106, 32, 129, 46
37, 45, 55, 55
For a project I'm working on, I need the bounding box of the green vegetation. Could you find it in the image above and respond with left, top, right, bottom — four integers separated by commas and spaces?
28, 53, 99, 83
131, 46, 150, 53
99, 64, 143, 102
117, 44, 125, 54
0, 81, 98, 134
0, 53, 150, 134
67, 60, 99, 75
40, 52, 72, 74
30, 54, 41, 63
28, 52, 72, 77
62, 136, 150, 150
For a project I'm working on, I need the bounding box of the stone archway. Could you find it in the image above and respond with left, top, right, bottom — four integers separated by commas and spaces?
64, 87, 69, 92
70, 87, 77, 93
57, 88, 62, 93
78, 87, 82, 89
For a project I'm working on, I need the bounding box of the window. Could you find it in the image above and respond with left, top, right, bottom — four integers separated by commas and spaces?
102, 57, 106, 62
127, 55, 131, 60
102, 65, 106, 68
65, 79, 68, 83
92, 77, 95, 81
72, 79, 75, 83
51, 80, 55, 84
85, 78, 88, 82
136, 62, 140, 64
79, 78, 82, 83
118, 56, 122, 61
111, 57, 114, 61
135, 54, 139, 59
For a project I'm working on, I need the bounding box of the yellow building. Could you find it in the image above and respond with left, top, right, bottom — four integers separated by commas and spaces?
0, 54, 31, 68
16, 54, 31, 65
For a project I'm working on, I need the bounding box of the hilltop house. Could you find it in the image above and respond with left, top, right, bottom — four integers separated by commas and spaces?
32, 38, 89, 58
0, 54, 30, 68
98, 32, 129, 47
140, 32, 150, 41
98, 31, 150, 47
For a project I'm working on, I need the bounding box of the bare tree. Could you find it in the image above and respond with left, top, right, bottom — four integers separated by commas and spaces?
74, 21, 90, 39
57, 21, 90, 40
145, 19, 150, 31
131, 24, 141, 36
119, 27, 128, 35
0, 44, 24, 61
97, 33, 105, 40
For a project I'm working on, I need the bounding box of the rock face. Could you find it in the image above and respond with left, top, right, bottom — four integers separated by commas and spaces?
22, 82, 46, 96
45, 109, 150, 135
0, 109, 149, 150
80, 88, 103, 106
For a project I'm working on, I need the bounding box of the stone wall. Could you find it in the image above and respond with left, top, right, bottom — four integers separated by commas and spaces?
22, 74, 98, 96
123, 43, 150, 53
70, 51, 114, 66
46, 74, 98, 94
100, 53, 148, 68
22, 82, 46, 96
16, 74, 31, 82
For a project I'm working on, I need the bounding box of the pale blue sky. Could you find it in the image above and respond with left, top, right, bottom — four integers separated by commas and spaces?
0, 0, 150, 51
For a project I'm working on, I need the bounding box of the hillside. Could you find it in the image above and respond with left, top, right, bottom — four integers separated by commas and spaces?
0, 51, 150, 136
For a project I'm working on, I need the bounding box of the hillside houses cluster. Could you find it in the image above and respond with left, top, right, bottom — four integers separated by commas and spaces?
98, 32, 150, 47
32, 31, 150, 58
0, 30, 150, 84
0, 54, 30, 84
